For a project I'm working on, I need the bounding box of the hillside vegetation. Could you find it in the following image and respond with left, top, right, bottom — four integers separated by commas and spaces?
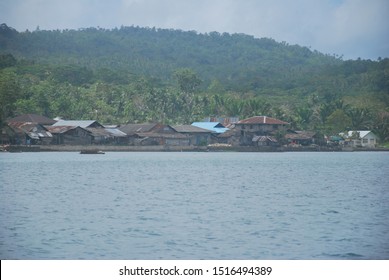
0, 23, 388, 140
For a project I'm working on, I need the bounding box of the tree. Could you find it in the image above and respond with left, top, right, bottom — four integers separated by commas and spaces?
173, 68, 201, 94
316, 103, 334, 124
207, 79, 225, 94
0, 70, 21, 126
243, 98, 271, 118
374, 111, 389, 143
293, 106, 313, 130
346, 107, 372, 130
0, 54, 17, 69
325, 109, 352, 134
51, 65, 94, 85
224, 97, 244, 116
173, 69, 202, 123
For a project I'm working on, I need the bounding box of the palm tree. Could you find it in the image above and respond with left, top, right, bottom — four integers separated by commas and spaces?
243, 98, 272, 117
346, 107, 372, 130
316, 103, 334, 124
374, 111, 389, 142
294, 106, 313, 130
224, 97, 244, 116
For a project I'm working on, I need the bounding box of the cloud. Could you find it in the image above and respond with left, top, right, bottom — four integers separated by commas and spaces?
322, 0, 389, 59
0, 0, 388, 59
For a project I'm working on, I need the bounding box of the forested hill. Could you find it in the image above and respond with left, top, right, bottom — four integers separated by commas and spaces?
1, 23, 389, 141
0, 23, 341, 89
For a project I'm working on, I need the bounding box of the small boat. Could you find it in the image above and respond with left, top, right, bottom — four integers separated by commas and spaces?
80, 149, 105, 154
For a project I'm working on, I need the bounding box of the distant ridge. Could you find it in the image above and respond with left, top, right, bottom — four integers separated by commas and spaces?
0, 23, 341, 90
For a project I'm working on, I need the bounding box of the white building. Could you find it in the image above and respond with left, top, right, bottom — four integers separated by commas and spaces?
346, 131, 379, 148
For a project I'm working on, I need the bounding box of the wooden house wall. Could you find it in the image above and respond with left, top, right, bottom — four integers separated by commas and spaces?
179, 132, 210, 146
235, 124, 286, 146
52, 127, 93, 145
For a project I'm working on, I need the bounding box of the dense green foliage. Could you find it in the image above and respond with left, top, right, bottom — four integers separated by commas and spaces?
1, 23, 388, 141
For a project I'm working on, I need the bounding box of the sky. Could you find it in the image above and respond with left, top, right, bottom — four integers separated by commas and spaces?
1, 0, 388, 60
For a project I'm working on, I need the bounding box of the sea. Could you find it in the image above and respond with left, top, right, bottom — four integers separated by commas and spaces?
0, 151, 388, 260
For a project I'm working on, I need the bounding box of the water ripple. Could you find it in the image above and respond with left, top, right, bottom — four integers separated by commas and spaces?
1, 151, 388, 259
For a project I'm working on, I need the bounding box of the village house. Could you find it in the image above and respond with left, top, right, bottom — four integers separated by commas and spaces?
119, 123, 189, 146
52, 120, 115, 145
344, 131, 379, 148
1, 114, 55, 145
104, 128, 128, 145
284, 130, 322, 146
5, 122, 53, 145
191, 122, 229, 134
191, 121, 232, 145
52, 119, 104, 128
212, 126, 237, 145
173, 125, 213, 146
252, 135, 279, 147
234, 116, 289, 146
46, 126, 93, 145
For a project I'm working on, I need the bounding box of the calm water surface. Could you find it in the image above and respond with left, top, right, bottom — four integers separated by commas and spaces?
1, 151, 388, 259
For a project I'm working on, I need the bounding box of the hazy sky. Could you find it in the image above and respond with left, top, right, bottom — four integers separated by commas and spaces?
1, 0, 388, 60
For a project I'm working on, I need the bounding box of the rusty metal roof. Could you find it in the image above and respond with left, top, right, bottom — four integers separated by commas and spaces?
237, 116, 289, 125
46, 125, 78, 134
7, 122, 52, 138
53, 120, 103, 128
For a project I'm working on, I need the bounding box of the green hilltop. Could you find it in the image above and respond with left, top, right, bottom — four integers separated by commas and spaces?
0, 23, 388, 141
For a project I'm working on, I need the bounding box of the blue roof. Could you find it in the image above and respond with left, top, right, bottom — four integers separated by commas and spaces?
191, 122, 229, 134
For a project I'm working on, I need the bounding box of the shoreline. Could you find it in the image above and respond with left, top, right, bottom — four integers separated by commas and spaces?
2, 145, 389, 153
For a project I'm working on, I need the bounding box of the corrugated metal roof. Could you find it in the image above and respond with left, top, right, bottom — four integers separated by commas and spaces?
27, 132, 40, 139
347, 131, 374, 138
8, 122, 52, 138
105, 128, 127, 137
46, 125, 78, 134
252, 135, 278, 142
119, 123, 157, 134
53, 120, 102, 128
86, 128, 111, 137
237, 116, 289, 125
173, 125, 213, 133
191, 122, 229, 134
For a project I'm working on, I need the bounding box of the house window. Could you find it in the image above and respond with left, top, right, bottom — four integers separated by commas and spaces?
250, 125, 253, 129
242, 125, 245, 129
363, 139, 368, 143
